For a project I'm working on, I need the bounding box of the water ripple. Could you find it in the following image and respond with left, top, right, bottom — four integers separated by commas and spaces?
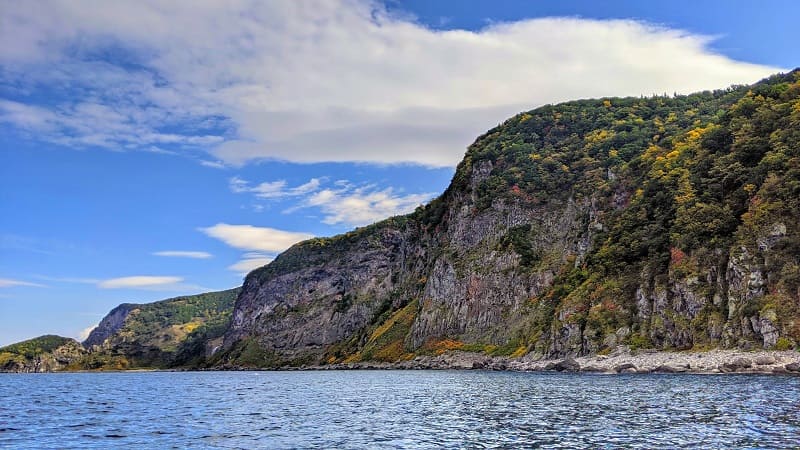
0, 371, 799, 448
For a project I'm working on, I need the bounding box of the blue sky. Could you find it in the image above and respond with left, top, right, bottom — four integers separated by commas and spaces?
0, 0, 796, 346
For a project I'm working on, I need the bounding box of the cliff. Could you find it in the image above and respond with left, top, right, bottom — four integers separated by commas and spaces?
213, 70, 800, 368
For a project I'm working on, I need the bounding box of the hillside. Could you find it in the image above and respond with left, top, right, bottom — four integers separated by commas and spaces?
0, 335, 86, 372
80, 288, 240, 369
212, 69, 800, 368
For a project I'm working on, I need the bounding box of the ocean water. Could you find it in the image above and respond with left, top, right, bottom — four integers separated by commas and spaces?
1, 371, 798, 449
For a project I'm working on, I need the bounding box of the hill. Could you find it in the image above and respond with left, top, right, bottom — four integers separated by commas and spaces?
0, 335, 86, 372
80, 288, 240, 369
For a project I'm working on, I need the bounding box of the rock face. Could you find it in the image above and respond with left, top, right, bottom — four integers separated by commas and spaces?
83, 303, 135, 348
214, 70, 800, 368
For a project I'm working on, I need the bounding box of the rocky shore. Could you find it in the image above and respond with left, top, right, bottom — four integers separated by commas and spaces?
290, 348, 800, 375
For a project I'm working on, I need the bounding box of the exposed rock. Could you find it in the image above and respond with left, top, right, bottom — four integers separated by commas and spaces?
721, 357, 753, 372
552, 357, 580, 372
614, 363, 637, 373
653, 364, 688, 373
786, 362, 800, 372
754, 355, 777, 365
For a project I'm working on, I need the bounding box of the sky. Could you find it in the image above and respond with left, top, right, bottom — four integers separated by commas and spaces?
0, 0, 797, 347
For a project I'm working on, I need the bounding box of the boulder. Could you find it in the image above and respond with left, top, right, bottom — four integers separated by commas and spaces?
553, 357, 580, 372
722, 357, 752, 372
654, 364, 687, 373
614, 363, 637, 373
785, 362, 800, 372
754, 355, 776, 365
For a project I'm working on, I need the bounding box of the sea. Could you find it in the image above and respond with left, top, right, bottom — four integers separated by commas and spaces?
1, 370, 798, 448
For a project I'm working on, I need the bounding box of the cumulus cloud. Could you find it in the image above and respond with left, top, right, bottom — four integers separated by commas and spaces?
152, 250, 212, 259
0, 278, 46, 288
200, 224, 313, 253
0, 1, 781, 166
98, 276, 183, 289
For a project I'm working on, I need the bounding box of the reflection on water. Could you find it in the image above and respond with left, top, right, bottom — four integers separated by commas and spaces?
1, 371, 799, 448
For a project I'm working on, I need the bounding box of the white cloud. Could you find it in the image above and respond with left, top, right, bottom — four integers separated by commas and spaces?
230, 176, 322, 199
200, 160, 228, 169
32, 275, 99, 284
0, 1, 781, 166
302, 186, 433, 226
200, 223, 313, 253
77, 324, 97, 341
0, 278, 46, 288
98, 276, 183, 289
228, 255, 274, 276
152, 250, 212, 259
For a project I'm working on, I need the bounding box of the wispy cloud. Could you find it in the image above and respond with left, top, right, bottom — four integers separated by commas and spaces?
200, 224, 312, 253
231, 176, 433, 227
32, 275, 99, 284
229, 177, 322, 199
0, 278, 46, 288
0, 1, 780, 166
200, 224, 312, 276
301, 186, 432, 226
152, 250, 212, 259
200, 160, 228, 169
77, 324, 98, 342
228, 254, 274, 276
98, 276, 183, 289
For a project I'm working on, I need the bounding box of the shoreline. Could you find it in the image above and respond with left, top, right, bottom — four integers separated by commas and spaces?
286, 348, 800, 375
3, 349, 799, 375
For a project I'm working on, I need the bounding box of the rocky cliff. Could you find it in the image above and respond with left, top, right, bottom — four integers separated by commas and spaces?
214, 70, 800, 368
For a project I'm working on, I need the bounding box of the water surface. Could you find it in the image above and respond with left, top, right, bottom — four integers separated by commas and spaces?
1, 371, 798, 448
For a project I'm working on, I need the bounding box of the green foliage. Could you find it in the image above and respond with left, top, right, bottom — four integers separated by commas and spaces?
86, 288, 240, 369
0, 335, 73, 359
774, 337, 793, 351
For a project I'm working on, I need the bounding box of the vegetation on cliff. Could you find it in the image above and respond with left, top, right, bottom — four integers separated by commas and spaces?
78, 288, 240, 370
218, 69, 800, 368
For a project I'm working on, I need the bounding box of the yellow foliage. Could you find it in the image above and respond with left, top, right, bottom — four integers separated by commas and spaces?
585, 129, 614, 144
182, 321, 201, 333
509, 346, 528, 358
609, 149, 619, 158
369, 300, 417, 343
603, 99, 612, 108
529, 153, 542, 161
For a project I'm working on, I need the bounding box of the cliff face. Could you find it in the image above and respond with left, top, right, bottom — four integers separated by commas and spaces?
216, 70, 800, 367
83, 303, 135, 348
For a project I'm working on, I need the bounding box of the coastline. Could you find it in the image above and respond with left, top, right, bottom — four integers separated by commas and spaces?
4, 348, 800, 375
291, 348, 800, 375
